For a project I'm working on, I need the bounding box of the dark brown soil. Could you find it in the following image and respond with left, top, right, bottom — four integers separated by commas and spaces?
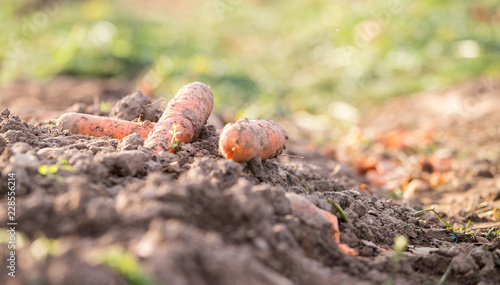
1, 76, 500, 285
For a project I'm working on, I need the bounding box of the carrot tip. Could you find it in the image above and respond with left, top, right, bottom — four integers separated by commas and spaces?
338, 244, 359, 256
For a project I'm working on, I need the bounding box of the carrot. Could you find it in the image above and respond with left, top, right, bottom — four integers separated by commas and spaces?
219, 117, 288, 162
144, 82, 214, 154
285, 193, 358, 256
56, 112, 155, 139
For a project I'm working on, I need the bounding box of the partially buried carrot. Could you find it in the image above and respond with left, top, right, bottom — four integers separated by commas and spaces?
56, 113, 155, 139
285, 193, 358, 256
144, 82, 214, 154
219, 117, 288, 162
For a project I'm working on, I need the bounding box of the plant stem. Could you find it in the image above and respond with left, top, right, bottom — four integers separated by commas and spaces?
437, 260, 455, 285
328, 198, 348, 223
414, 208, 453, 228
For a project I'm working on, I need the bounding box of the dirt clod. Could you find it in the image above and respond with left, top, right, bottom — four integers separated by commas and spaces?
109, 91, 163, 122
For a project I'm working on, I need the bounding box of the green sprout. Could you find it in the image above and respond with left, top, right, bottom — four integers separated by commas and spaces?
486, 229, 500, 241
99, 247, 159, 285
38, 159, 73, 181
385, 235, 408, 285
414, 207, 453, 228
414, 208, 477, 232
415, 208, 479, 243
100, 101, 112, 113
327, 198, 349, 223
168, 124, 182, 152
455, 221, 474, 231
29, 234, 62, 261
437, 260, 455, 285
38, 164, 59, 176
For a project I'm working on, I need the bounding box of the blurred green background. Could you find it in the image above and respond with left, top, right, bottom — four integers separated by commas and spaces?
1, 0, 499, 120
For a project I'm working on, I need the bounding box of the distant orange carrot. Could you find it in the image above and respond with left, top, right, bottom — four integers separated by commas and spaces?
429, 171, 453, 188
404, 179, 429, 194
355, 156, 377, 174
285, 193, 358, 256
219, 117, 288, 162
144, 82, 214, 154
56, 113, 155, 139
365, 169, 387, 186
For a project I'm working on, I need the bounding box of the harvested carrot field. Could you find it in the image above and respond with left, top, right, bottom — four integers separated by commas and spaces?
1, 77, 500, 285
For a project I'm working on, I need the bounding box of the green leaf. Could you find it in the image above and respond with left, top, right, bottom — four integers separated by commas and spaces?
61, 165, 73, 171
38, 165, 49, 175
48, 165, 59, 174
447, 233, 457, 241
99, 247, 159, 285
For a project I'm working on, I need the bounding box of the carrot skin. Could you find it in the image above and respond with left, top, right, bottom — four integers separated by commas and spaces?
285, 193, 358, 256
144, 82, 214, 154
56, 113, 155, 139
219, 118, 287, 162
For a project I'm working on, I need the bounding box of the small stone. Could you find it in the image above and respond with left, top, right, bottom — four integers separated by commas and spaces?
9, 154, 38, 167
361, 239, 377, 248
37, 147, 65, 158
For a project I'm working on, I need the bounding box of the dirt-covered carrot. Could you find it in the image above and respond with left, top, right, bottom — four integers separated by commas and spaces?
219, 117, 288, 162
56, 112, 155, 139
144, 82, 214, 154
285, 193, 359, 256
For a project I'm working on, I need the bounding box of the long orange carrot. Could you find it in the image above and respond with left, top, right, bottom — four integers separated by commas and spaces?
56, 113, 155, 139
219, 117, 288, 162
144, 82, 214, 154
285, 193, 358, 256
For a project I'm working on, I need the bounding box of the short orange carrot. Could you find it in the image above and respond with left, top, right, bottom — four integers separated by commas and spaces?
285, 193, 358, 256
219, 117, 288, 162
56, 112, 155, 139
144, 82, 214, 154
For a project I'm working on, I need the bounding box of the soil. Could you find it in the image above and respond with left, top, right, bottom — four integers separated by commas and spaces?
1, 76, 500, 285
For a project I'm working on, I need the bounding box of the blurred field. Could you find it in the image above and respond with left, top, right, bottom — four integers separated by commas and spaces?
1, 3, 500, 283
1, 0, 499, 120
